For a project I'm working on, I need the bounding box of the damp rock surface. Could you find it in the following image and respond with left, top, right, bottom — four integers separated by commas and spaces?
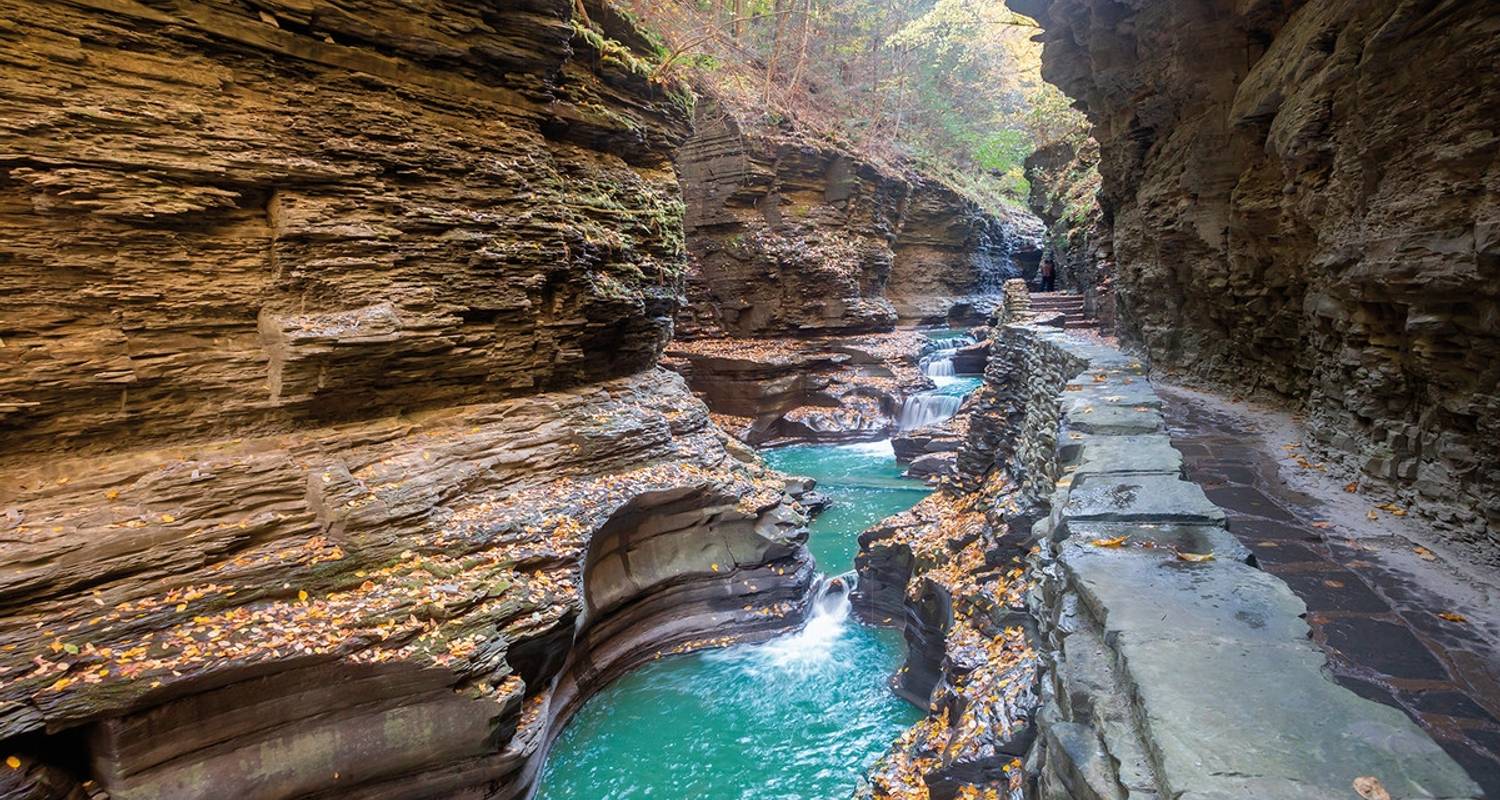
1012, 0, 1500, 558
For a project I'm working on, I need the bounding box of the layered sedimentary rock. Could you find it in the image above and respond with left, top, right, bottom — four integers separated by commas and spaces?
1023, 139, 1116, 331
0, 2, 815, 798
1010, 0, 1500, 558
664, 331, 929, 446
674, 103, 1041, 337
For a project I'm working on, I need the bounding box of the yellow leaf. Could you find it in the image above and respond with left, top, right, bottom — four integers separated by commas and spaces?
105, 489, 120, 501
161, 514, 175, 523
1353, 776, 1392, 800
1089, 535, 1128, 548
1176, 550, 1215, 563
710, 563, 720, 573
174, 603, 187, 612
298, 589, 309, 602
5, 755, 19, 769
1438, 611, 1468, 624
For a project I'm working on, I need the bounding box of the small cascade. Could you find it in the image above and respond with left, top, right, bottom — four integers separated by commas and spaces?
897, 393, 964, 430
920, 333, 976, 388
925, 355, 956, 380
744, 574, 854, 672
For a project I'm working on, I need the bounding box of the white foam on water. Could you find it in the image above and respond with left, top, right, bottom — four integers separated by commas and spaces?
839, 439, 896, 458
713, 575, 855, 677
897, 393, 963, 430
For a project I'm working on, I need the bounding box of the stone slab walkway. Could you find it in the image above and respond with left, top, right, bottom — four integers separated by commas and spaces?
1162, 384, 1500, 796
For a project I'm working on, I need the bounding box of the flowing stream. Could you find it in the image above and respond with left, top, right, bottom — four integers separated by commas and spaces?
899, 333, 982, 429
537, 440, 928, 799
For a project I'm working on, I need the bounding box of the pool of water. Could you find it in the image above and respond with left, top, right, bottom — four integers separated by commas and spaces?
921, 327, 975, 341
536, 440, 927, 800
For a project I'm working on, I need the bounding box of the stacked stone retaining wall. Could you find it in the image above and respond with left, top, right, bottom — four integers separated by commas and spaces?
1008, 326, 1481, 799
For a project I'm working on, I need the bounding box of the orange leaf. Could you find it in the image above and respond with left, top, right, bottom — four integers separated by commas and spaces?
1353, 776, 1391, 800
5, 755, 19, 769
1089, 535, 1129, 548
1413, 546, 1437, 561
1344, 482, 1359, 493
1437, 611, 1468, 624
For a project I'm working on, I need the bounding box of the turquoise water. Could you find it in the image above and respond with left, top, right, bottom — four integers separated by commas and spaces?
537, 440, 927, 800
922, 327, 974, 341
929, 376, 984, 397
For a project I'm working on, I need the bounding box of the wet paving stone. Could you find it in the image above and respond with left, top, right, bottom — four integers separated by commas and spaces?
1406, 690, 1500, 724
1246, 540, 1326, 567
1321, 618, 1452, 681
1161, 386, 1500, 797
1228, 517, 1324, 542
1279, 569, 1393, 613
1205, 485, 1299, 520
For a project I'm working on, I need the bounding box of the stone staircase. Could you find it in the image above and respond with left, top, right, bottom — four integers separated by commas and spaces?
1028, 291, 1095, 330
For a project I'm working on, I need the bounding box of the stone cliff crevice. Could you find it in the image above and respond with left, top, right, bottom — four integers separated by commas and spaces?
674, 99, 1043, 340
1009, 0, 1500, 560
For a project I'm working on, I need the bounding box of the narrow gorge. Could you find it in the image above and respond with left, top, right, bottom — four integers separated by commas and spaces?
1, 2, 1497, 800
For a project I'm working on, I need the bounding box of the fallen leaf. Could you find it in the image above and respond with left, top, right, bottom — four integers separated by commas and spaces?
1089, 535, 1129, 548
105, 489, 120, 501
1367, 510, 1379, 521
1344, 482, 1359, 493
1323, 579, 1345, 589
710, 563, 720, 572
1354, 776, 1391, 800
1311, 521, 1331, 529
1176, 550, 1215, 563
5, 755, 19, 769
1413, 546, 1437, 561
297, 589, 309, 602
1437, 611, 1468, 624
160, 514, 175, 523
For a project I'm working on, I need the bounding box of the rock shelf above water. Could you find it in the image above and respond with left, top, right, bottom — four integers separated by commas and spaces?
853, 286, 1482, 799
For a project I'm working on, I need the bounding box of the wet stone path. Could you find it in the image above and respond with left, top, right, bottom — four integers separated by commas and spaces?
1161, 387, 1500, 796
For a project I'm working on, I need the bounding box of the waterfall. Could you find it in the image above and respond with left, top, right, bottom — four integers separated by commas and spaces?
897, 392, 963, 430
733, 574, 853, 673
920, 334, 975, 388
926, 356, 955, 379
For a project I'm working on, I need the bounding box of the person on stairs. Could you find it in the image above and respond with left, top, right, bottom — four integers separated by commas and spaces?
1040, 255, 1057, 292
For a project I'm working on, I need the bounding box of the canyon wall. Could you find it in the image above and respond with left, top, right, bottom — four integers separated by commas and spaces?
0, 2, 815, 798
1023, 138, 1116, 330
673, 103, 1042, 338
1010, 0, 1500, 558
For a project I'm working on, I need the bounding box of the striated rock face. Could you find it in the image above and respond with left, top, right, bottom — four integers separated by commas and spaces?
0, 2, 815, 798
1023, 139, 1115, 331
674, 103, 1041, 337
1012, 0, 1500, 557
0, 0, 692, 458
